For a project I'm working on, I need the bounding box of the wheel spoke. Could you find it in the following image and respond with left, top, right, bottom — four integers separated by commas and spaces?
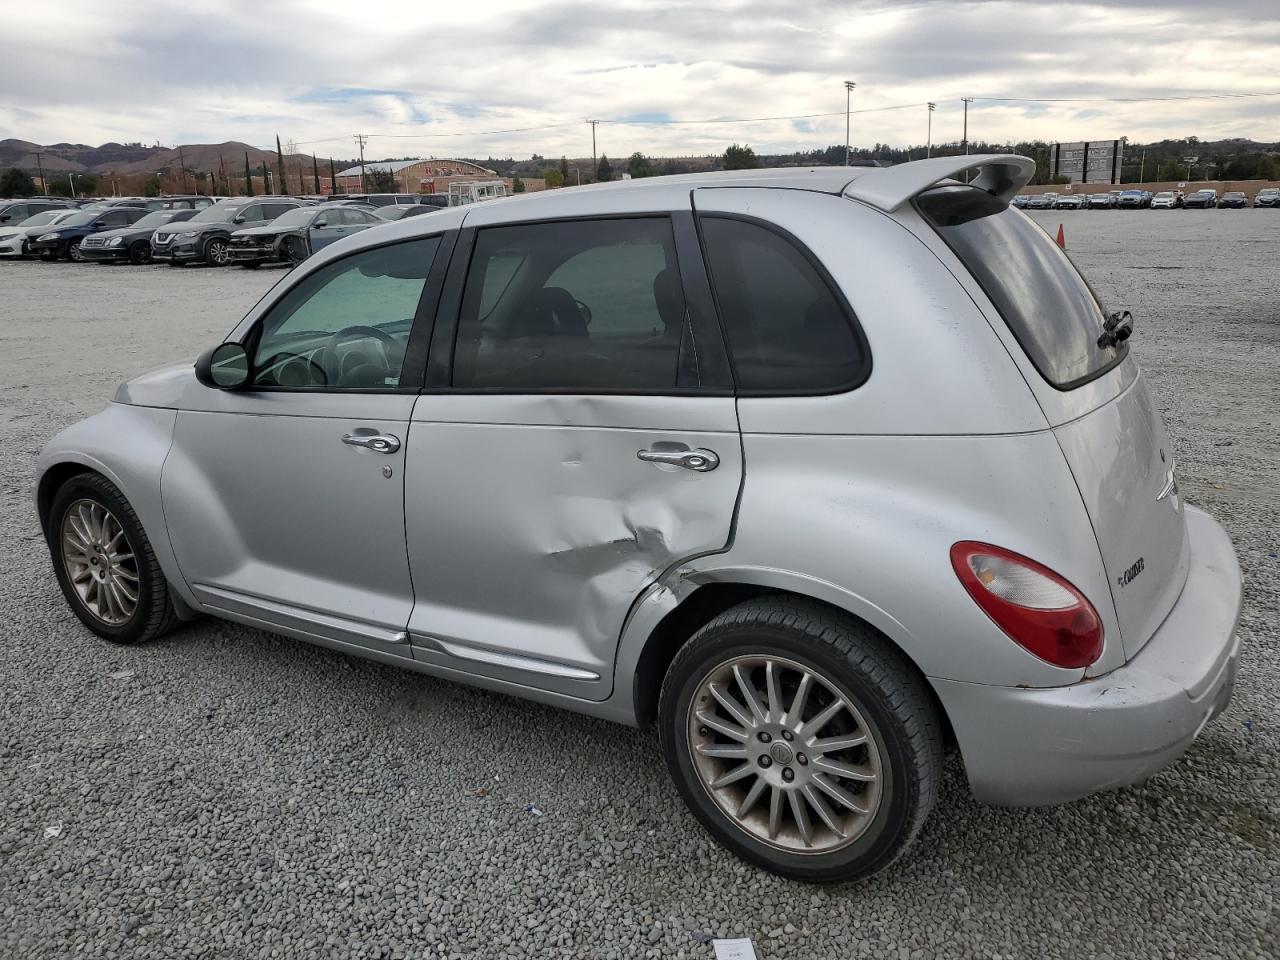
113, 566, 139, 583
736, 777, 768, 818
711, 762, 757, 790
812, 773, 871, 814
71, 568, 92, 584
810, 732, 868, 753
112, 552, 135, 565
764, 660, 782, 722
767, 786, 783, 840
733, 665, 768, 724
113, 579, 138, 605
69, 514, 93, 548
799, 697, 846, 738
788, 789, 814, 847
801, 784, 846, 838
695, 709, 749, 743
812, 757, 877, 782
695, 742, 749, 760
784, 671, 812, 727
708, 682, 755, 732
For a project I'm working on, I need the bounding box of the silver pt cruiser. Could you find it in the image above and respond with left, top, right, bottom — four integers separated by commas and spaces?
37, 155, 1242, 882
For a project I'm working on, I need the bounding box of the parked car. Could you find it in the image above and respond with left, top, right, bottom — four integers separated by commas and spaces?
373, 204, 442, 221
1150, 191, 1179, 209
229, 204, 383, 267
0, 209, 79, 257
326, 193, 433, 208
1115, 190, 1149, 209
1010, 195, 1029, 209
77, 209, 198, 264
35, 155, 1241, 884
1025, 192, 1058, 209
1086, 194, 1113, 209
1108, 190, 1124, 205
1183, 189, 1218, 208
1254, 187, 1279, 208
1218, 192, 1247, 209
27, 206, 150, 261
1054, 195, 1084, 210
0, 198, 74, 224
150, 197, 305, 266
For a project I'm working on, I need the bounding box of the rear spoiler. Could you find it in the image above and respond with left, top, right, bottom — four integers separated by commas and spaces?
844, 154, 1036, 212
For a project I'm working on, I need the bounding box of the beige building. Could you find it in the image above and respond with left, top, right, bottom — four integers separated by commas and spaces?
331, 158, 545, 196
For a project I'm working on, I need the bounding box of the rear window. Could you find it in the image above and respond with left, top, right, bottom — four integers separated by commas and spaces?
917, 185, 1126, 390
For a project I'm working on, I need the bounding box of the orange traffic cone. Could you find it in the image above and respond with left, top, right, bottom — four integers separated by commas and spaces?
1055, 223, 1066, 249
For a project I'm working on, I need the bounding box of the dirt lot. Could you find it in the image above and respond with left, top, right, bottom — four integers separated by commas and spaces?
1, 210, 1277, 959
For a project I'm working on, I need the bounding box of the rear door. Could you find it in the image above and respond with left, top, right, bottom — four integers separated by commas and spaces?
403, 203, 740, 699
915, 186, 1187, 660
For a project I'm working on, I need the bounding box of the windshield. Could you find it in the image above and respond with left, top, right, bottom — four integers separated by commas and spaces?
135, 211, 183, 229
1155, 192, 1174, 198
267, 207, 317, 228
57, 211, 100, 227
188, 204, 243, 224
18, 211, 66, 228
918, 185, 1126, 390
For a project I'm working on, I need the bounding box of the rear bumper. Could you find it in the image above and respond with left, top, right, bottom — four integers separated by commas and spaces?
932, 505, 1242, 807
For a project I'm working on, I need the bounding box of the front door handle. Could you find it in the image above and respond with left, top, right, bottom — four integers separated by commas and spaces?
637, 447, 720, 472
342, 433, 401, 454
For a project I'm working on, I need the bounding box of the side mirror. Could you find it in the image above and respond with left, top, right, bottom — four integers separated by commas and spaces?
194, 342, 251, 390
232, 215, 246, 224
315, 218, 328, 227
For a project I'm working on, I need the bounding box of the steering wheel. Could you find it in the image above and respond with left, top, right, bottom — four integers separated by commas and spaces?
320, 325, 399, 385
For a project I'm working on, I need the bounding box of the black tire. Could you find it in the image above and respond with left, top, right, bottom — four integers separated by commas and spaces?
67, 238, 85, 262
128, 240, 151, 265
46, 473, 182, 646
657, 597, 942, 883
203, 236, 230, 266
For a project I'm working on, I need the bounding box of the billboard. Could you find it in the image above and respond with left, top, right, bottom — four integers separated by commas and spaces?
1050, 140, 1125, 184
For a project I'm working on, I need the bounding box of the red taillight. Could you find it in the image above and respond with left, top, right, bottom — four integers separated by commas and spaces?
950, 541, 1102, 669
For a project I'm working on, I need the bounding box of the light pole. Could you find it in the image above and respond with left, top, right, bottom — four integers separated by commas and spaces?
961, 97, 974, 155
1138, 149, 1146, 184
570, 166, 581, 186
844, 81, 856, 166
68, 172, 77, 199
926, 102, 936, 158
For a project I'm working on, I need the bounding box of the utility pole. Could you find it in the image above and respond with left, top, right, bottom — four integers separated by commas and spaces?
355, 134, 369, 193
69, 172, 78, 199
1138, 149, 1146, 184
844, 81, 856, 166
178, 145, 189, 193
961, 97, 974, 155
587, 120, 599, 172
926, 102, 936, 158
34, 152, 48, 194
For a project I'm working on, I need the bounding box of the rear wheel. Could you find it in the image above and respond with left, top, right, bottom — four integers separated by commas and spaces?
67, 239, 85, 262
658, 598, 942, 882
47, 473, 181, 645
204, 236, 230, 266
127, 240, 151, 265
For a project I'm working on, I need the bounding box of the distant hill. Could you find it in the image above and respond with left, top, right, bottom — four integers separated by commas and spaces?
0, 139, 348, 176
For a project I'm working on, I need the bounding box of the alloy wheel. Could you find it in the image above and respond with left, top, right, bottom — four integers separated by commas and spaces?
60, 499, 139, 626
686, 654, 883, 854
206, 239, 229, 265
68, 240, 85, 262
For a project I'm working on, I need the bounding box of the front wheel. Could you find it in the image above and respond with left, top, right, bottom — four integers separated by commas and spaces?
658, 598, 942, 883
128, 240, 151, 265
67, 239, 85, 262
47, 473, 181, 645
204, 236, 230, 266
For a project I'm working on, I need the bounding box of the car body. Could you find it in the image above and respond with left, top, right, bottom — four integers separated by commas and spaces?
1150, 191, 1179, 209
0, 209, 79, 257
1254, 187, 1279, 208
1115, 190, 1149, 209
228, 204, 383, 267
1086, 193, 1113, 209
1183, 189, 1217, 208
1025, 192, 1057, 209
1010, 195, 1029, 209
373, 204, 443, 221
1218, 192, 1247, 209
77, 209, 199, 264
327, 193, 439, 208
0, 198, 75, 224
1054, 194, 1084, 209
1108, 190, 1124, 204
36, 155, 1241, 884
27, 205, 150, 261
150, 197, 305, 266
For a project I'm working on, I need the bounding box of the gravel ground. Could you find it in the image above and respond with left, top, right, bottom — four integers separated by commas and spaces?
1, 212, 1277, 960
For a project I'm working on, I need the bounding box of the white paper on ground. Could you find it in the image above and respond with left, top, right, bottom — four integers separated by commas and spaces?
712, 939, 759, 960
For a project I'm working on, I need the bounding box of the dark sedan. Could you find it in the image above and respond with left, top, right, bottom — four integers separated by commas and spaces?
228, 204, 382, 267
27, 206, 150, 261
1218, 192, 1247, 209
78, 209, 199, 264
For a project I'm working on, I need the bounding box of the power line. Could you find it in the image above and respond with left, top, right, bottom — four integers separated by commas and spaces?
972, 91, 1280, 104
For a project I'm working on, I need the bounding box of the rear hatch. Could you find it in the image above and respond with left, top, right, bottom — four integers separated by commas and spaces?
918, 185, 1189, 661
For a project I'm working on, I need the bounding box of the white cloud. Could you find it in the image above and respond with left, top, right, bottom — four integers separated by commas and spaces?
1, 0, 1276, 159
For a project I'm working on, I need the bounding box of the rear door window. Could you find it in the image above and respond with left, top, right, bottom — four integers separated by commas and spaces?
917, 185, 1126, 389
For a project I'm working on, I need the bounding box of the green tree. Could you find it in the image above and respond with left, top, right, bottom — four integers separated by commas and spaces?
559, 155, 569, 183
0, 167, 35, 197
244, 152, 255, 196
512, 175, 525, 193
627, 152, 654, 178
275, 135, 288, 196
1049, 174, 1071, 185
543, 167, 565, 188
1257, 153, 1277, 180
723, 143, 759, 170
596, 154, 613, 182
47, 173, 98, 197
368, 167, 397, 193
143, 174, 162, 197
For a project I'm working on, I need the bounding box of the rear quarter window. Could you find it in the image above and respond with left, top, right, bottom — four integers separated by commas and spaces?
917, 185, 1125, 390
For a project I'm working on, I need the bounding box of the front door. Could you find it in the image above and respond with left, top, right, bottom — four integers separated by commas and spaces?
164, 235, 445, 657
404, 208, 741, 699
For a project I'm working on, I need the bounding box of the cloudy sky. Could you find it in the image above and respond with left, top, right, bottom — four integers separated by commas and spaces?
4, 0, 1277, 160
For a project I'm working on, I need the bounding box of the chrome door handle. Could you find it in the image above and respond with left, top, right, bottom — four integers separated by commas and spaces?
637, 447, 720, 472
342, 433, 401, 454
